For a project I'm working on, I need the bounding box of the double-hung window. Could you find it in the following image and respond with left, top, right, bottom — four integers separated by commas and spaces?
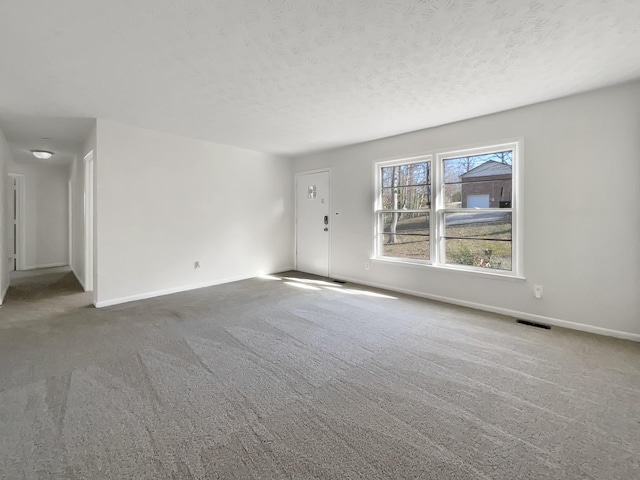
375, 141, 522, 277
376, 157, 432, 263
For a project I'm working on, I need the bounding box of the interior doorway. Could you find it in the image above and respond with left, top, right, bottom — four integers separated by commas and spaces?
295, 170, 330, 277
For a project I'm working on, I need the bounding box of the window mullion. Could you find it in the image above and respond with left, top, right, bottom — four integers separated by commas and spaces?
433, 152, 444, 267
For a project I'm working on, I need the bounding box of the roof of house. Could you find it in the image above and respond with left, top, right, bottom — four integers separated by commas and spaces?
461, 161, 512, 179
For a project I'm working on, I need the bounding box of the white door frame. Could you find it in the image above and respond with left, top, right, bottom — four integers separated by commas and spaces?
295, 168, 331, 277
84, 150, 94, 292
68, 178, 73, 269
7, 173, 26, 271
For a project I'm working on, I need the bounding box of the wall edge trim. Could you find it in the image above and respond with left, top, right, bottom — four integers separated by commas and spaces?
71, 267, 87, 291
0, 283, 8, 305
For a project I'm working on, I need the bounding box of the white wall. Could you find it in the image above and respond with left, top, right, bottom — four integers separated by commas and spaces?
293, 81, 640, 340
94, 120, 293, 306
6, 159, 70, 269
69, 123, 97, 290
0, 128, 11, 304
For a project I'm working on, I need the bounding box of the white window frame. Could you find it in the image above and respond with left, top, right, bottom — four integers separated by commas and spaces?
374, 140, 524, 279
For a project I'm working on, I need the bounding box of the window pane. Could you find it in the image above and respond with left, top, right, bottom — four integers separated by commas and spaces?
382, 185, 431, 209
444, 239, 512, 271
443, 150, 513, 208
444, 151, 512, 182
444, 212, 512, 239
381, 161, 430, 189
381, 235, 429, 260
443, 211, 512, 270
379, 212, 429, 260
445, 181, 512, 208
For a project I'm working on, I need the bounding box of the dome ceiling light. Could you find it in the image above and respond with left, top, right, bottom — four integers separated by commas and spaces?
31, 150, 54, 159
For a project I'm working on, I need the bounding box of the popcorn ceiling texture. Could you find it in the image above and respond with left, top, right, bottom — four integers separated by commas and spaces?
1, 0, 639, 154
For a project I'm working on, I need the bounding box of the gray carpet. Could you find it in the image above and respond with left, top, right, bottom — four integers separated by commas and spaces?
0, 270, 639, 479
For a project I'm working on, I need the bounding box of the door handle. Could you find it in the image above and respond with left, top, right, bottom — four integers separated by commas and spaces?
324, 215, 329, 225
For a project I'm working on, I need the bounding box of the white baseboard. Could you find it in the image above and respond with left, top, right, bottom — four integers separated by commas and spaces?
11, 265, 71, 279
277, 266, 295, 273
95, 273, 258, 308
21, 263, 68, 271
334, 275, 640, 343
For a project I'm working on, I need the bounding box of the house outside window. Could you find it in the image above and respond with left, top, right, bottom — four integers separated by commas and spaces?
375, 141, 522, 277
460, 161, 512, 209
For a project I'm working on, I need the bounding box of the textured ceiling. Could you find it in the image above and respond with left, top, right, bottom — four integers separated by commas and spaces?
1, 0, 639, 157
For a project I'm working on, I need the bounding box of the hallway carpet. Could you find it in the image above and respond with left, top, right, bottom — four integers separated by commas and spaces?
0, 271, 639, 479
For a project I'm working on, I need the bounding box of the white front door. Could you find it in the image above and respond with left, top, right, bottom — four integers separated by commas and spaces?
296, 171, 330, 277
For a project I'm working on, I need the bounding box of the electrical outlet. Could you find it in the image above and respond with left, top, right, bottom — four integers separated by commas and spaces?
534, 285, 543, 299
194, 261, 201, 270
365, 262, 370, 270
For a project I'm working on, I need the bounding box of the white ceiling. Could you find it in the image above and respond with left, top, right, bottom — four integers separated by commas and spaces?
1, 0, 639, 158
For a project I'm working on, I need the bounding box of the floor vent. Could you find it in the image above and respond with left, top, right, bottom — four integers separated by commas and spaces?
333, 279, 346, 284
517, 319, 551, 329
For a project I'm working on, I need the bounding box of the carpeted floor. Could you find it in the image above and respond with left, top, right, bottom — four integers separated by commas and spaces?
0, 270, 639, 479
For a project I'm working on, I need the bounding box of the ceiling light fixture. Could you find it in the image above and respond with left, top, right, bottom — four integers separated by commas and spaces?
31, 150, 54, 160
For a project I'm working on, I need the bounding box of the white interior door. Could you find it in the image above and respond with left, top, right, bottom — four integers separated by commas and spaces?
296, 171, 330, 277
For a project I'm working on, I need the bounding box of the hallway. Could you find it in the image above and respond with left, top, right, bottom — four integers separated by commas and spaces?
1, 268, 91, 326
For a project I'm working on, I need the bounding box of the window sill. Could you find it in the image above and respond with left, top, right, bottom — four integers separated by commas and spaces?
371, 257, 526, 281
